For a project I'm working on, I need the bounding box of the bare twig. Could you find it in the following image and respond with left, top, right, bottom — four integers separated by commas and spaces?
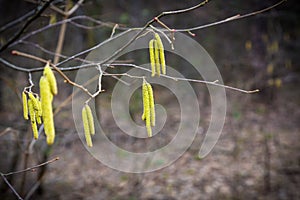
11, 50, 93, 97
175, 0, 286, 32
51, 0, 85, 17
0, 8, 35, 33
0, 173, 23, 200
11, 50, 259, 94
110, 24, 119, 38
2, 157, 59, 176
8, 15, 115, 48
105, 63, 259, 94
58, 0, 211, 69
0, 0, 54, 52
158, 0, 210, 16
0, 157, 59, 200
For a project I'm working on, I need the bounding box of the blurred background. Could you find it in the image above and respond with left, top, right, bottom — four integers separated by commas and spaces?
0, 0, 299, 199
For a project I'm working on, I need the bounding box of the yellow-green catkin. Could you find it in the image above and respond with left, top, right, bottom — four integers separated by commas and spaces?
155, 33, 166, 75
146, 83, 155, 127
29, 93, 39, 112
22, 91, 29, 120
141, 81, 147, 121
40, 76, 55, 145
142, 80, 152, 137
43, 62, 58, 95
149, 39, 156, 77
28, 99, 38, 139
82, 106, 93, 147
85, 105, 95, 135
36, 98, 42, 124
154, 40, 161, 76
28, 93, 42, 124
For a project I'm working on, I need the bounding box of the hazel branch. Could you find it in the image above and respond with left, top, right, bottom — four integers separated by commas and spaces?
0, 173, 23, 200
105, 63, 259, 94
2, 157, 59, 176
174, 0, 286, 32
11, 50, 93, 97
0, 0, 55, 52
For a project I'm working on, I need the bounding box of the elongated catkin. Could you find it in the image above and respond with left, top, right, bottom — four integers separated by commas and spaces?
43, 63, 58, 95
29, 93, 39, 112
82, 106, 93, 147
36, 98, 42, 124
146, 83, 155, 127
22, 91, 29, 120
142, 80, 152, 137
28, 99, 34, 122
155, 33, 166, 75
149, 39, 156, 77
85, 105, 95, 135
28, 99, 38, 139
142, 80, 148, 121
40, 76, 55, 145
154, 40, 160, 76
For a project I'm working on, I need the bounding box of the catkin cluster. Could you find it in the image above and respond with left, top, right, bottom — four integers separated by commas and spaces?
22, 62, 58, 145
142, 79, 155, 137
82, 104, 95, 147
22, 91, 42, 139
149, 33, 166, 77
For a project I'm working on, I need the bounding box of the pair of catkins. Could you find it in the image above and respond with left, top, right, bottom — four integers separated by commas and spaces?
149, 33, 166, 77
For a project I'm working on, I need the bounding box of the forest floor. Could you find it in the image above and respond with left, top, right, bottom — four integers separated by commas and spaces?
1, 84, 299, 200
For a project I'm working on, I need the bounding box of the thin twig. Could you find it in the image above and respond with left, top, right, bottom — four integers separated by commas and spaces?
9, 15, 116, 48
0, 9, 36, 33
11, 51, 93, 97
2, 157, 59, 176
0, 0, 54, 52
19, 40, 97, 64
106, 63, 259, 94
11, 49, 259, 93
51, 0, 85, 17
159, 0, 210, 16
0, 173, 23, 200
110, 24, 119, 38
175, 0, 286, 32
58, 0, 211, 69
50, 64, 93, 97
0, 156, 59, 200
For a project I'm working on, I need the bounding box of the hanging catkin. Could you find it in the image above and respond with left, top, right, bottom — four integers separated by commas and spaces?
36, 98, 42, 124
82, 105, 93, 147
154, 40, 161, 76
43, 62, 58, 95
143, 81, 152, 137
142, 79, 156, 137
149, 39, 156, 77
29, 92, 39, 112
28, 99, 38, 139
40, 76, 55, 145
22, 91, 29, 120
155, 33, 166, 75
85, 105, 95, 135
146, 83, 155, 127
